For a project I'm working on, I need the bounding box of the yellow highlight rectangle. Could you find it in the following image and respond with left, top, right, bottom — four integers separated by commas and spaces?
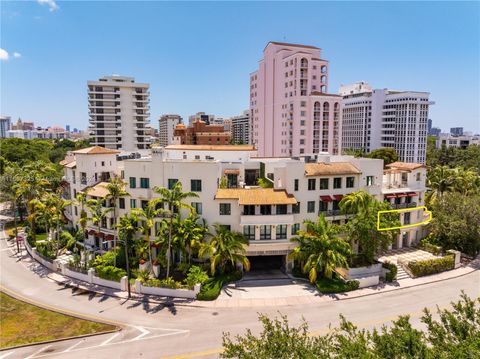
377, 206, 432, 231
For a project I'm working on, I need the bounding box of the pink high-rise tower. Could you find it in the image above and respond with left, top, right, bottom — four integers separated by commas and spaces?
250, 42, 342, 157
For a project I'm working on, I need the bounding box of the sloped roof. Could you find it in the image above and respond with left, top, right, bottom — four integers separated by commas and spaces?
215, 188, 297, 205
267, 41, 320, 50
64, 160, 77, 169
386, 162, 425, 171
72, 146, 120, 155
304, 162, 361, 176
86, 182, 109, 198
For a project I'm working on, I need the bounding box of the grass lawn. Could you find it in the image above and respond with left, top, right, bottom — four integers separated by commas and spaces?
0, 292, 116, 349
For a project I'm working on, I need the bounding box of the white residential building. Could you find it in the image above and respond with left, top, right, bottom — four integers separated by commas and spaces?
436, 133, 480, 149
0, 116, 11, 138
62, 145, 427, 271
88, 75, 150, 151
230, 110, 251, 144
158, 114, 182, 147
188, 112, 215, 126
341, 82, 434, 164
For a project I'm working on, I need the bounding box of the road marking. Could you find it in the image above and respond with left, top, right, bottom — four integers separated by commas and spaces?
24, 345, 52, 359
132, 326, 150, 341
0, 352, 14, 359
163, 348, 224, 359
100, 332, 121, 346
62, 340, 83, 352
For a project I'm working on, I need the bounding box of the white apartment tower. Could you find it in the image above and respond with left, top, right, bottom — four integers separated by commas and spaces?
341, 82, 433, 163
250, 42, 342, 157
158, 114, 182, 147
88, 76, 150, 151
230, 110, 251, 144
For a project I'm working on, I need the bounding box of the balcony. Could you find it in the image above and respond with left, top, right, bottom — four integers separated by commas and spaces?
391, 202, 417, 210
240, 214, 294, 226
319, 210, 342, 217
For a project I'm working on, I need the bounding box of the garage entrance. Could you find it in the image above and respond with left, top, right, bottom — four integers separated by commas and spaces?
243, 255, 289, 281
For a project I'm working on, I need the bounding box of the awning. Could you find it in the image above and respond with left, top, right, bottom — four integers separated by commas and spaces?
320, 195, 333, 202
224, 169, 240, 175
385, 194, 397, 199
397, 193, 408, 198
407, 192, 418, 197
97, 232, 105, 239
333, 195, 343, 201
105, 234, 114, 241
88, 230, 96, 235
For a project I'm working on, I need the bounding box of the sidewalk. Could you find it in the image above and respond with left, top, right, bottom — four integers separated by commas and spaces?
4, 234, 480, 309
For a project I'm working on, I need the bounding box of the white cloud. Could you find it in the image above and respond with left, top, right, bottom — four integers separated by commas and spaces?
0, 48, 9, 61
37, 0, 59, 12
13, 52, 22, 58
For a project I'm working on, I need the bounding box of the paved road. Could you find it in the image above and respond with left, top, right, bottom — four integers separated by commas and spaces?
0, 233, 479, 359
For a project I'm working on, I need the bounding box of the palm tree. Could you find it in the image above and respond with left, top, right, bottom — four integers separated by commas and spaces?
86, 198, 113, 252
132, 198, 163, 273
105, 176, 130, 267
338, 190, 373, 215
453, 168, 479, 195
199, 224, 250, 276
153, 181, 198, 278
289, 215, 352, 283
117, 213, 141, 298
48, 190, 73, 257
0, 163, 23, 251
75, 188, 91, 267
172, 213, 209, 264
427, 165, 455, 197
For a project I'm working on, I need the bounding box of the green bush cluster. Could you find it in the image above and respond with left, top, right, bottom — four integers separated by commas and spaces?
197, 271, 242, 301
95, 265, 126, 282
420, 238, 443, 256
408, 255, 454, 278
185, 266, 209, 289
144, 277, 185, 289
35, 242, 55, 260
382, 262, 398, 282
316, 276, 359, 294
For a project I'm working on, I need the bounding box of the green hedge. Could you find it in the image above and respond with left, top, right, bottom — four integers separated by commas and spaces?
420, 241, 443, 256
144, 277, 185, 289
382, 262, 397, 282
407, 255, 454, 278
197, 271, 242, 301
95, 265, 126, 282
316, 276, 359, 294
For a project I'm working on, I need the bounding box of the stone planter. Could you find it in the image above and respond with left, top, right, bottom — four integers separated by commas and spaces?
139, 261, 151, 271
336, 263, 383, 288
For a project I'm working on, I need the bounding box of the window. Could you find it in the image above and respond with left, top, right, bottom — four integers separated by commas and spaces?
101, 161, 105, 166
74, 206, 78, 216
191, 202, 202, 215
346, 177, 355, 188
130, 199, 137, 208
140, 178, 149, 189
332, 200, 340, 211
119, 198, 125, 209
219, 203, 231, 215
404, 212, 411, 225
276, 225, 287, 240
308, 178, 316, 190
81, 172, 87, 185
129, 177, 136, 188
319, 178, 329, 190
333, 177, 342, 189
416, 173, 421, 181
141, 200, 148, 210
276, 204, 287, 215
319, 201, 328, 213
260, 205, 272, 215
168, 178, 178, 189
243, 205, 255, 215
72, 170, 76, 184
291, 223, 300, 235
307, 201, 315, 213
191, 179, 202, 192
366, 176, 375, 186
294, 179, 299, 191
244, 225, 255, 240
292, 202, 300, 214
260, 225, 271, 240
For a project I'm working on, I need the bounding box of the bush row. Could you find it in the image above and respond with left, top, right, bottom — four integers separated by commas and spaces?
95, 265, 126, 282
316, 276, 359, 294
143, 277, 186, 289
420, 240, 443, 256
382, 262, 397, 282
407, 255, 454, 278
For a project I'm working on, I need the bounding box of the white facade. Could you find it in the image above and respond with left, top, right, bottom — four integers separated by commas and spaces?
6, 130, 38, 139
88, 75, 150, 151
230, 110, 251, 144
0, 116, 11, 138
62, 145, 427, 269
158, 114, 182, 147
436, 133, 480, 148
341, 83, 434, 164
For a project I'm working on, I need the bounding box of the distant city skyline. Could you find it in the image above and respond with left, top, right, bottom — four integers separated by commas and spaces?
1, 1, 479, 133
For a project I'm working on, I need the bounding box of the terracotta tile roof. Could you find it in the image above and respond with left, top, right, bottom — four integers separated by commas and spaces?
165, 144, 256, 151
305, 162, 361, 176
72, 146, 120, 155
59, 158, 74, 166
215, 188, 297, 205
386, 162, 425, 171
267, 41, 320, 50
86, 182, 109, 198
64, 160, 77, 169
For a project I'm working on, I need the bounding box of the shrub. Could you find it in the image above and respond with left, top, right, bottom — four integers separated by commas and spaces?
136, 269, 150, 284
185, 265, 209, 289
382, 262, 397, 282
177, 262, 191, 275
407, 255, 454, 278
420, 238, 443, 256
95, 265, 126, 282
316, 276, 359, 294
35, 242, 55, 260
197, 271, 242, 301
144, 277, 184, 289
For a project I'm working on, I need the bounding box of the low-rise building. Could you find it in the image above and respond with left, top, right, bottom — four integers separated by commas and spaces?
61, 146, 427, 271
436, 133, 480, 149
173, 120, 231, 145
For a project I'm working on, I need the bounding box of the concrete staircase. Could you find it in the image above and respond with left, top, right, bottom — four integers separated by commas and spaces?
395, 263, 410, 280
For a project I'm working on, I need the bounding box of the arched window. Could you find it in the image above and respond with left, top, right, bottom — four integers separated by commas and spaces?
321, 85, 326, 93
314, 102, 321, 111
301, 58, 308, 68
323, 102, 330, 111
321, 65, 327, 73
321, 75, 326, 84
334, 102, 339, 111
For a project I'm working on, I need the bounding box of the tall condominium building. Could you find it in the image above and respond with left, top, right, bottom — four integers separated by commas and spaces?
88, 75, 150, 151
230, 110, 251, 144
0, 116, 11, 138
158, 114, 182, 147
188, 112, 215, 126
250, 42, 342, 157
341, 82, 433, 164
450, 127, 463, 136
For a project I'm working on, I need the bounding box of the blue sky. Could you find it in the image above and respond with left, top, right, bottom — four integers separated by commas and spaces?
1, 1, 479, 133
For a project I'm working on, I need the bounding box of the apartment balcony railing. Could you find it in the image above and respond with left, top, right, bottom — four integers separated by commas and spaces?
390, 202, 417, 210
319, 210, 342, 217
